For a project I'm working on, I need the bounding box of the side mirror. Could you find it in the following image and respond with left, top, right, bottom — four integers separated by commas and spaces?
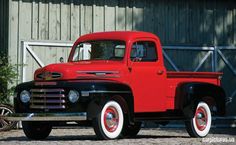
59, 57, 64, 63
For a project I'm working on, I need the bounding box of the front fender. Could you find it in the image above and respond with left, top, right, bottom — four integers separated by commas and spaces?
85, 81, 134, 124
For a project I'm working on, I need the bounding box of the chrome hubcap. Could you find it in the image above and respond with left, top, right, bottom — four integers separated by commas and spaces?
197, 112, 203, 119
195, 106, 208, 131
104, 106, 119, 132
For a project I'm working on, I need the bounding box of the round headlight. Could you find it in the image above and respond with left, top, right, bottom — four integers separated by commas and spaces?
20, 90, 30, 103
68, 90, 79, 103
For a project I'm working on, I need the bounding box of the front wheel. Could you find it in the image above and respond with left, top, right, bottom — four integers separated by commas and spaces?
185, 102, 212, 138
22, 121, 52, 140
93, 100, 124, 140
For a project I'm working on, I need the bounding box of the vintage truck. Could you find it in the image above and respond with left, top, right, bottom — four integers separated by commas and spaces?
4, 31, 225, 140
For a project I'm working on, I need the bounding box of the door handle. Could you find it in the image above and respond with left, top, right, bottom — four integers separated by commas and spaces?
157, 70, 164, 75
128, 66, 132, 72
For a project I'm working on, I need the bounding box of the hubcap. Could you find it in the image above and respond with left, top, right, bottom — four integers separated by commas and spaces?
103, 106, 119, 132
195, 106, 208, 131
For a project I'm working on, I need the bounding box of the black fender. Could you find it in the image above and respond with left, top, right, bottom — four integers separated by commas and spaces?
86, 81, 135, 124
175, 82, 226, 118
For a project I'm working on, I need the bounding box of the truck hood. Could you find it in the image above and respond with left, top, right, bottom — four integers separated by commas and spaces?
34, 61, 125, 81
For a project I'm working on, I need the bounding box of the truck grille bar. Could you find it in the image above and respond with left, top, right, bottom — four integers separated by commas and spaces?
30, 89, 66, 110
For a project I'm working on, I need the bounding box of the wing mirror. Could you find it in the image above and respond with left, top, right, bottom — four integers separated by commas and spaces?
59, 57, 64, 63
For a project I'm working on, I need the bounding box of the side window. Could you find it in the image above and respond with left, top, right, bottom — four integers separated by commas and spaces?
130, 41, 158, 62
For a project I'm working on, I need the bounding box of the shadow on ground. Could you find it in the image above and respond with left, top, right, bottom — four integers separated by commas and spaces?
0, 128, 234, 141
210, 128, 236, 135
0, 134, 189, 141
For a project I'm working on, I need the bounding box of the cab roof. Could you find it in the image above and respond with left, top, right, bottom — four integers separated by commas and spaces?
75, 31, 159, 42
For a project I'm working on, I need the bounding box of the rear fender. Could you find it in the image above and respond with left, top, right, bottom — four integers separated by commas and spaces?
176, 82, 226, 118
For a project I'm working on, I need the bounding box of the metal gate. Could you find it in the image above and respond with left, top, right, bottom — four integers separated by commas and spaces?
215, 46, 236, 116
21, 41, 73, 82
21, 41, 236, 116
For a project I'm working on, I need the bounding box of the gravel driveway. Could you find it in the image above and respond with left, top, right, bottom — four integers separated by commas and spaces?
0, 127, 235, 145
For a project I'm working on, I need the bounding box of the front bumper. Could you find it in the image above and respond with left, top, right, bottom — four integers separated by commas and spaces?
2, 112, 87, 121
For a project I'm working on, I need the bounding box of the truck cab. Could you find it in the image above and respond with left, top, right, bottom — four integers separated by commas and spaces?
4, 31, 225, 140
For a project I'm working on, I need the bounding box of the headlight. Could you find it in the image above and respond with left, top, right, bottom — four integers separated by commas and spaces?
20, 90, 30, 103
68, 90, 80, 103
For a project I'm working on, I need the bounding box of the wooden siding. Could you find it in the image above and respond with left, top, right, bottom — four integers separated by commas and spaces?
8, 0, 236, 73
8, 0, 236, 46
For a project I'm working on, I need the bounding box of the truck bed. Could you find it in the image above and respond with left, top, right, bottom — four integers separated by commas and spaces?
166, 71, 222, 109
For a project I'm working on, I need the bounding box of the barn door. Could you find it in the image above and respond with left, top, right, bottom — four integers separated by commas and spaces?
21, 41, 73, 82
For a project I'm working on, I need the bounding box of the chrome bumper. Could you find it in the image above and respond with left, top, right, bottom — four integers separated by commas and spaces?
1, 112, 87, 121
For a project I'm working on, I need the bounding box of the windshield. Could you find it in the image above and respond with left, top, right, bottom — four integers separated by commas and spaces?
71, 40, 126, 61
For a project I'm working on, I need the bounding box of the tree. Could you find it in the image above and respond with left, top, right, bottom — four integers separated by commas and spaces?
0, 53, 18, 104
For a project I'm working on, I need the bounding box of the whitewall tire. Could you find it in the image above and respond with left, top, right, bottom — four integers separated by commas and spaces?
93, 100, 124, 140
185, 101, 212, 138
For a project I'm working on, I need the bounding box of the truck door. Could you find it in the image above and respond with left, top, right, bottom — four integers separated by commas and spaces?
128, 40, 167, 112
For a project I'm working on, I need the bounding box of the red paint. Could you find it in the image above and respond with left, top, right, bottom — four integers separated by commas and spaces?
104, 107, 119, 132
34, 31, 222, 113
195, 107, 208, 131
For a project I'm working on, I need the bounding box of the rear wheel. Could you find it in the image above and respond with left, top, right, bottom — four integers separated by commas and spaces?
185, 102, 211, 137
22, 121, 52, 140
93, 100, 124, 140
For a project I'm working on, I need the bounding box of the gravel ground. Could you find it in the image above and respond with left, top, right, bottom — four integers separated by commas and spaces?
0, 127, 235, 145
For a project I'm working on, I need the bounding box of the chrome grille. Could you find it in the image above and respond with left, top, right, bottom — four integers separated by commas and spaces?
30, 89, 66, 110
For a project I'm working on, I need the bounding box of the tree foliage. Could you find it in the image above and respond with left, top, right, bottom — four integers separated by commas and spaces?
0, 54, 18, 104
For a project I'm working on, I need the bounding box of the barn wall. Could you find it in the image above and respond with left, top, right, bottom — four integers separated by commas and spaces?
8, 0, 236, 54
0, 0, 9, 55
7, 0, 236, 115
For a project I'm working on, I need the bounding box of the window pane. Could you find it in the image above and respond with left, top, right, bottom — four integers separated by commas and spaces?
71, 40, 125, 61
130, 41, 157, 62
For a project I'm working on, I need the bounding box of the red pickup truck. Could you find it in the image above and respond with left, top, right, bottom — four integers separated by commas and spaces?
5, 31, 225, 140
